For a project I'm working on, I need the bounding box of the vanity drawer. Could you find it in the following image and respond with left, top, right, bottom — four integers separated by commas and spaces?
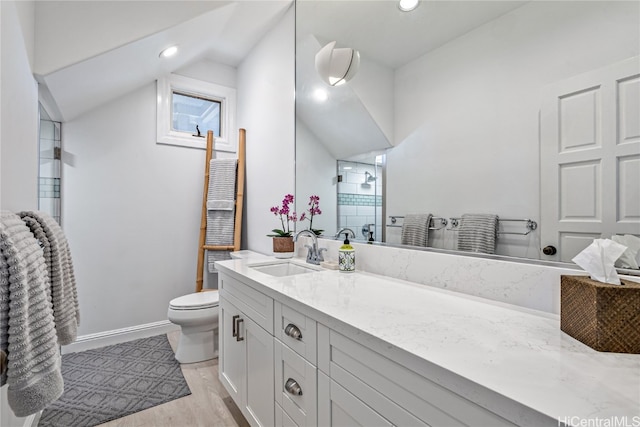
219, 273, 273, 334
275, 339, 317, 427
275, 302, 317, 364
318, 325, 516, 427
275, 403, 299, 427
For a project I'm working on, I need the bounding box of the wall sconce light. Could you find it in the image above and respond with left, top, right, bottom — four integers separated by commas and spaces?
315, 41, 360, 86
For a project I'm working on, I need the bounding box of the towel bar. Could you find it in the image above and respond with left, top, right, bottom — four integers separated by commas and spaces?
447, 218, 537, 236
386, 216, 448, 230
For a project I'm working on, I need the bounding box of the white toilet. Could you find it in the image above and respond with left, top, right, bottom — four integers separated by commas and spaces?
167, 291, 219, 364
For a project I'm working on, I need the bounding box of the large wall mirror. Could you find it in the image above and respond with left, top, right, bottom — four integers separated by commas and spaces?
295, 0, 640, 272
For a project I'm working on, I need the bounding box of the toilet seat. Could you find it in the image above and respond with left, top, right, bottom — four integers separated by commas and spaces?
169, 292, 219, 310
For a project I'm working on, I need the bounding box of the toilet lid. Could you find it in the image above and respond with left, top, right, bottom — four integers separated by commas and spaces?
170, 291, 219, 310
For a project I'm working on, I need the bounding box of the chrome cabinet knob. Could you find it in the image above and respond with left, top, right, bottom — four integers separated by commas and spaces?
285, 378, 303, 396
284, 323, 302, 340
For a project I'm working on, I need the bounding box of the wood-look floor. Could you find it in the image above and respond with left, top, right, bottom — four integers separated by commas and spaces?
97, 331, 250, 427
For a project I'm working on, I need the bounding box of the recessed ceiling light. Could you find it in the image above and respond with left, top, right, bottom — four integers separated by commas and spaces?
398, 0, 419, 12
159, 46, 178, 58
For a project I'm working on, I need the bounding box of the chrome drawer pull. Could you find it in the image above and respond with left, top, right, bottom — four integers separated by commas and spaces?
285, 378, 303, 396
284, 323, 302, 340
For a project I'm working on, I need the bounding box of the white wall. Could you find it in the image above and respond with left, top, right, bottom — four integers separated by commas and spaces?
237, 6, 295, 255
296, 118, 337, 235
62, 60, 236, 336
349, 56, 395, 146
0, 0, 38, 213
63, 82, 205, 335
388, 1, 639, 259
0, 1, 38, 425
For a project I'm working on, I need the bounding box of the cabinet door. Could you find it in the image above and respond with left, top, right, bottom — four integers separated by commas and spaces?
243, 314, 275, 427
219, 296, 245, 405
318, 371, 392, 427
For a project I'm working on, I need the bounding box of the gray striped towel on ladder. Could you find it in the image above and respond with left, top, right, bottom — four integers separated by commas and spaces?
457, 213, 499, 254
206, 159, 238, 272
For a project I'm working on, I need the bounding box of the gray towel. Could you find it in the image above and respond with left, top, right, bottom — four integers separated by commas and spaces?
1, 211, 64, 417
401, 213, 432, 247
19, 211, 79, 346
206, 159, 237, 272
457, 213, 499, 254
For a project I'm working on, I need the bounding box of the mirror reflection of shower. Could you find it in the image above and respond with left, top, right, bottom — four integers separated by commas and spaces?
363, 171, 377, 184
336, 155, 384, 242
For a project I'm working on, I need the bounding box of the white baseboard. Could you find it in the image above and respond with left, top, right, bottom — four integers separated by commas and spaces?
62, 320, 180, 354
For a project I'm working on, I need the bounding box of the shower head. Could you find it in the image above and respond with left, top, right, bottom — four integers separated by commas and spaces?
364, 171, 377, 183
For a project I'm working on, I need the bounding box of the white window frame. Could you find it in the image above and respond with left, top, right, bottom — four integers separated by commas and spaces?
156, 74, 237, 152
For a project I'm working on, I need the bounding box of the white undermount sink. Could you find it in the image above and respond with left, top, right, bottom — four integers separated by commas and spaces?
249, 261, 319, 277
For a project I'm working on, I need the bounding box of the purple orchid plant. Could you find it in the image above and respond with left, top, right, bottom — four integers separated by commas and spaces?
304, 195, 323, 236
268, 194, 323, 237
268, 194, 300, 237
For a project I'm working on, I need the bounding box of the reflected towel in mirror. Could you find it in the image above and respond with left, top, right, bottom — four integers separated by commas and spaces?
457, 214, 499, 254
401, 213, 432, 247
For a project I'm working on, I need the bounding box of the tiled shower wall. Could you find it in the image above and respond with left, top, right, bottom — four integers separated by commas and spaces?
337, 160, 383, 242
39, 105, 62, 223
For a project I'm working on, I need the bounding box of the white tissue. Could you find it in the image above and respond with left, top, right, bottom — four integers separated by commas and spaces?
572, 238, 628, 285
611, 234, 640, 270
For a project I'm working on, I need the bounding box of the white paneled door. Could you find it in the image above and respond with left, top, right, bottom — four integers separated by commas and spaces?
541, 56, 640, 262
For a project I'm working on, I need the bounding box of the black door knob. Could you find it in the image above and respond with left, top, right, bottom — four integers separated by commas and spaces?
543, 245, 557, 256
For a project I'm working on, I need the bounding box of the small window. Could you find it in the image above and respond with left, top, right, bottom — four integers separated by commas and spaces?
171, 92, 221, 137
157, 74, 236, 151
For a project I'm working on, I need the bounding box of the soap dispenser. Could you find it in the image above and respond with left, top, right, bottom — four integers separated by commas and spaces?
339, 233, 355, 272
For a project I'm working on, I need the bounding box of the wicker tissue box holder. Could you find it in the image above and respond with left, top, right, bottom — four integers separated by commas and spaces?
560, 275, 640, 354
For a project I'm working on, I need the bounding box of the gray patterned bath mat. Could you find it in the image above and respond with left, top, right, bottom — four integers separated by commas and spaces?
39, 334, 191, 427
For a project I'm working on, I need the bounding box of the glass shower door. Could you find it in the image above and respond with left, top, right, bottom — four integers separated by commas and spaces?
38, 104, 62, 223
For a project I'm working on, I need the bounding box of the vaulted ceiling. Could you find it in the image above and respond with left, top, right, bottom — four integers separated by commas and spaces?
35, 1, 292, 121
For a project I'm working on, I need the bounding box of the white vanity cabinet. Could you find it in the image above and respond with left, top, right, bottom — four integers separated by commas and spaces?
216, 257, 638, 427
219, 273, 274, 427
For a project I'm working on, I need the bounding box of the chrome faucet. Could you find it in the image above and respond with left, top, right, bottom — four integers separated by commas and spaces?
294, 230, 326, 265
334, 228, 356, 240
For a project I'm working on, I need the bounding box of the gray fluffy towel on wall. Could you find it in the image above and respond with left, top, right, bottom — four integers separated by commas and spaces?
19, 211, 80, 345
0, 211, 64, 417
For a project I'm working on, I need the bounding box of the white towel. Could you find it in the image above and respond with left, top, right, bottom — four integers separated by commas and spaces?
401, 213, 432, 247
457, 213, 499, 254
1, 211, 64, 416
206, 159, 237, 272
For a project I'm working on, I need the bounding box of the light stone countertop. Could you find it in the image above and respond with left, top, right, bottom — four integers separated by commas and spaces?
215, 255, 640, 426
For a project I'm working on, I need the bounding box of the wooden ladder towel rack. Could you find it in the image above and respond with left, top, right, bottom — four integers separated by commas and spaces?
196, 129, 246, 292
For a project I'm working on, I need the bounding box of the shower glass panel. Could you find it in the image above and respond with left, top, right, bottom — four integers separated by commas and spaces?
336, 158, 383, 242
38, 104, 62, 223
